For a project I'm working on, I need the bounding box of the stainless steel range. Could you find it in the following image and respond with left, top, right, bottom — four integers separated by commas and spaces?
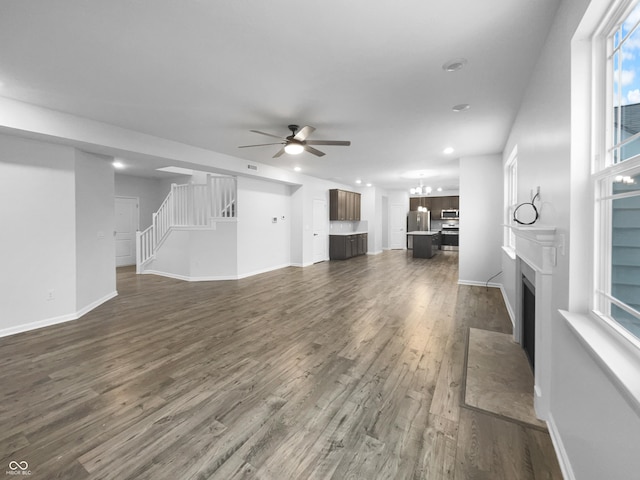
440, 223, 459, 251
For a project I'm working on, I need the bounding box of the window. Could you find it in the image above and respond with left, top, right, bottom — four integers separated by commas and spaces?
594, 0, 640, 344
504, 146, 518, 251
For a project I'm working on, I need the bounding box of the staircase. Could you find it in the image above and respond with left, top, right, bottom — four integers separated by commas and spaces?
136, 175, 236, 273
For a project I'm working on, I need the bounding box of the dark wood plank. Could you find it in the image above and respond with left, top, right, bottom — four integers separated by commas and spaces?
0, 251, 561, 479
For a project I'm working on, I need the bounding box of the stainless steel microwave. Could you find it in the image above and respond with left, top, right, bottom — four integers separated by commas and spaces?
441, 209, 459, 219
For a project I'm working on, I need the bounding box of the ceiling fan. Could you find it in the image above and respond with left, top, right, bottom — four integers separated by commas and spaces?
238, 124, 351, 158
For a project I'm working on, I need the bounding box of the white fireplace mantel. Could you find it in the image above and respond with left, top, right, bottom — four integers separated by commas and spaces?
507, 223, 557, 421
507, 224, 558, 274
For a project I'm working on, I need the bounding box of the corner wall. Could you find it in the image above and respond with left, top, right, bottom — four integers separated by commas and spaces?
0, 134, 117, 337
459, 154, 503, 285
0, 134, 77, 335
75, 150, 117, 313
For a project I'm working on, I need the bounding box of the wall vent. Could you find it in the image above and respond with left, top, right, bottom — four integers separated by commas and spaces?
247, 164, 258, 171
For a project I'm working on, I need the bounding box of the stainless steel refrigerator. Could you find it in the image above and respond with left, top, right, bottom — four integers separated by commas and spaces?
407, 211, 431, 249
407, 210, 431, 232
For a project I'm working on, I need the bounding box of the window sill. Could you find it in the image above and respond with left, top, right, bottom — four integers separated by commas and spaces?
560, 310, 640, 416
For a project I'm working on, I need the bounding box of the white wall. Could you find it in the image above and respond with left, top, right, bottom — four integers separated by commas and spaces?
0, 134, 77, 335
144, 224, 239, 280
236, 176, 292, 277
290, 185, 305, 266
75, 150, 116, 313
361, 187, 384, 254
502, 0, 640, 477
114, 174, 166, 230
381, 195, 389, 250
459, 155, 503, 285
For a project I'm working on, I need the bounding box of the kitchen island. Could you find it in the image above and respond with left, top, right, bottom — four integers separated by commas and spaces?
406, 231, 440, 258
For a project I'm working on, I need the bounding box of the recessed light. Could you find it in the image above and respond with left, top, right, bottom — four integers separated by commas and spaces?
452, 104, 470, 112
366, 183, 372, 187
437, 187, 443, 192
112, 161, 124, 169
442, 58, 468, 72
443, 147, 454, 154
355, 179, 362, 184
294, 166, 301, 172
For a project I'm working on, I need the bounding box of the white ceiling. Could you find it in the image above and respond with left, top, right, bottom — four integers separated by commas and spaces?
0, 0, 560, 191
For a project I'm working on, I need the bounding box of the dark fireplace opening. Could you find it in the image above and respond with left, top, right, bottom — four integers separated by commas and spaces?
522, 275, 536, 370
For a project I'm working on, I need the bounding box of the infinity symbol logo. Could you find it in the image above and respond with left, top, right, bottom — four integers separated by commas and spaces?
8, 461, 28, 470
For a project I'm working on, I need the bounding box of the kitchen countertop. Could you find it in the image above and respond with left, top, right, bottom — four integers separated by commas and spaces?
329, 231, 368, 236
407, 231, 440, 235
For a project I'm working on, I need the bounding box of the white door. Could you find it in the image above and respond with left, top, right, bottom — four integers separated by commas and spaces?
313, 199, 328, 263
115, 197, 139, 266
390, 204, 406, 249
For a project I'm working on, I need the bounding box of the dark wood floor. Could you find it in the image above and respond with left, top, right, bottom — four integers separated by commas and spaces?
0, 250, 561, 479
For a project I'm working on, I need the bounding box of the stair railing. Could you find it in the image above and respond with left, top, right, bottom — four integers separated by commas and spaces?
136, 175, 237, 272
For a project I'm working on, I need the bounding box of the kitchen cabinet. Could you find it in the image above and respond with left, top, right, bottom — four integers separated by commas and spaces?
329, 233, 368, 260
330, 189, 361, 221
409, 195, 459, 219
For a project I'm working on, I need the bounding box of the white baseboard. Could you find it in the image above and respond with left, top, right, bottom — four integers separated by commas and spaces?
143, 263, 292, 282
457, 279, 502, 288
546, 411, 575, 480
0, 290, 118, 339
76, 291, 118, 318
290, 261, 316, 267
142, 269, 238, 281
366, 250, 383, 255
237, 263, 291, 279
499, 284, 516, 328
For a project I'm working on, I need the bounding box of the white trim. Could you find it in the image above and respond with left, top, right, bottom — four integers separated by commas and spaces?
237, 264, 291, 279
560, 309, 640, 416
142, 263, 293, 282
76, 291, 118, 318
500, 284, 516, 328
0, 291, 118, 339
457, 280, 501, 288
142, 270, 238, 281
501, 245, 516, 260
290, 261, 316, 268
546, 411, 576, 480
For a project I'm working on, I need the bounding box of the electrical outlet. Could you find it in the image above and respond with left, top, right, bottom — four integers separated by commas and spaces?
47, 289, 55, 301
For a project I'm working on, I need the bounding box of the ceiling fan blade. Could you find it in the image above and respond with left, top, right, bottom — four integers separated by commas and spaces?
238, 142, 284, 148
250, 129, 284, 140
273, 147, 286, 158
304, 145, 326, 157
293, 125, 316, 141
305, 140, 351, 146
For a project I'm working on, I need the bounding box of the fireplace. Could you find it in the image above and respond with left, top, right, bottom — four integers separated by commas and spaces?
508, 224, 557, 420
522, 275, 536, 369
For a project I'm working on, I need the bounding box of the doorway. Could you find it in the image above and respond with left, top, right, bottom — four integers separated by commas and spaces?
390, 204, 406, 249
312, 199, 328, 263
114, 197, 139, 267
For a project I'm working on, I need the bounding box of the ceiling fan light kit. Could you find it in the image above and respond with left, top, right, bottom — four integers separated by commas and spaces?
238, 124, 351, 158
284, 141, 304, 155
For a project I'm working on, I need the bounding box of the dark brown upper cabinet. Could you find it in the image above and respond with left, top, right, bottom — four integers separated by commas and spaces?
409, 195, 459, 219
330, 189, 361, 221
